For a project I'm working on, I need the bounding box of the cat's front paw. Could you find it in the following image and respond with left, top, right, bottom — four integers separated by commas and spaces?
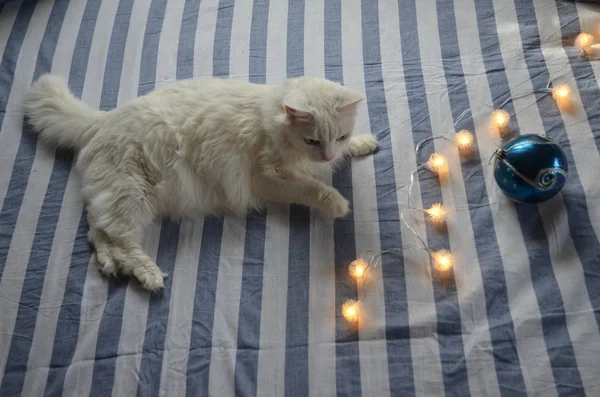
348, 135, 378, 157
317, 188, 350, 218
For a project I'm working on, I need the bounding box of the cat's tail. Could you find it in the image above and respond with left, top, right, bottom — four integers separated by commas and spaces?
24, 74, 105, 151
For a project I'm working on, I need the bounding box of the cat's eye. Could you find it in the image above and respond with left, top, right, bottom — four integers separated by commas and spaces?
304, 138, 320, 145
337, 135, 349, 141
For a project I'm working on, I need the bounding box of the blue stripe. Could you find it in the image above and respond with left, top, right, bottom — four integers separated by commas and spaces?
247, 0, 268, 84
0, 150, 73, 396
185, 1, 234, 394
0, 0, 38, 278
437, 0, 529, 394
553, 0, 600, 331
512, 1, 592, 393
234, 0, 269, 395
84, 0, 141, 394
554, 2, 600, 156
135, 0, 184, 389
86, 277, 128, 397
473, 0, 582, 395
0, 0, 92, 395
175, 12, 210, 393
213, 0, 234, 78
392, 1, 470, 395
176, 0, 201, 81
184, 217, 224, 397
283, 210, 310, 397
137, 222, 181, 397
42, 214, 91, 396
234, 214, 267, 397
98, 0, 135, 113
138, 0, 168, 97
42, 1, 106, 395
324, 1, 362, 396
360, 0, 415, 395
282, 1, 310, 396
285, 0, 303, 79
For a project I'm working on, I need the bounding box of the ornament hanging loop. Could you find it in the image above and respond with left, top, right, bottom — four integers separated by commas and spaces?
489, 148, 506, 165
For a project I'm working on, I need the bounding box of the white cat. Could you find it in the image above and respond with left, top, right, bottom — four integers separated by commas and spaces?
24, 75, 377, 291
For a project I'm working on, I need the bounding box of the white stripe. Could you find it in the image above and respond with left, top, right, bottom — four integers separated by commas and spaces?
154, 0, 186, 89
206, 1, 254, 393
499, 1, 600, 394
255, 0, 290, 394
61, 261, 107, 397
108, 224, 161, 397
157, 2, 220, 394
575, 3, 600, 95
192, 0, 219, 79
255, 206, 289, 397
228, 0, 253, 81
454, 0, 551, 395
304, 1, 336, 396
207, 217, 247, 397
342, 1, 392, 396
0, 0, 57, 385
559, 4, 600, 241
416, 1, 507, 396
118, 0, 155, 105
158, 219, 204, 397
0, 0, 54, 209
18, 1, 92, 393
110, 0, 187, 394
60, 0, 148, 395
373, 1, 448, 396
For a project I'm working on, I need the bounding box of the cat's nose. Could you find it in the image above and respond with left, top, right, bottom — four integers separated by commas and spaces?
321, 153, 333, 162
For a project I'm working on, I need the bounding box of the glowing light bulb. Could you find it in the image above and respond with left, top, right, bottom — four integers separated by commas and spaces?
552, 83, 574, 113
342, 299, 360, 323
490, 109, 510, 136
427, 153, 447, 174
348, 258, 369, 279
431, 249, 454, 272
455, 130, 474, 150
426, 203, 447, 225
575, 33, 594, 52
492, 109, 509, 127
552, 84, 571, 101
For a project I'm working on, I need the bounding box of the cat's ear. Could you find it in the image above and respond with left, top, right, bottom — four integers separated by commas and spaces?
284, 105, 313, 123
339, 88, 365, 114
283, 96, 313, 123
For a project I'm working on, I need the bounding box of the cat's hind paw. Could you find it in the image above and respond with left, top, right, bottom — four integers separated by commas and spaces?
133, 261, 165, 291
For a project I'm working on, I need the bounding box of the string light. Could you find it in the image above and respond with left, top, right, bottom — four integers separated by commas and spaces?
552, 84, 571, 101
491, 109, 510, 136
427, 153, 447, 174
341, 299, 360, 323
426, 203, 447, 226
338, 64, 579, 328
431, 249, 454, 272
348, 258, 368, 279
552, 83, 573, 112
575, 32, 594, 53
455, 130, 474, 150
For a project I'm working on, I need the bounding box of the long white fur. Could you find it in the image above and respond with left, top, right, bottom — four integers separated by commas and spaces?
24, 75, 378, 291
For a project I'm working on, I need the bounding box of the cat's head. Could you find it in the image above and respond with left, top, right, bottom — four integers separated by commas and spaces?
279, 77, 365, 163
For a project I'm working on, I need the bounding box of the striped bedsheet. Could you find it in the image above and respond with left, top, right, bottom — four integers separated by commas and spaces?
1, 0, 599, 396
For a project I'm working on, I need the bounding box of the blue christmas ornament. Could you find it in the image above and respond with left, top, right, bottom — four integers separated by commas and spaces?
493, 134, 568, 204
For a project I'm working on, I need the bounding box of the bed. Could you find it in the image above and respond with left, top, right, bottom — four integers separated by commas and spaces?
1, 0, 599, 396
